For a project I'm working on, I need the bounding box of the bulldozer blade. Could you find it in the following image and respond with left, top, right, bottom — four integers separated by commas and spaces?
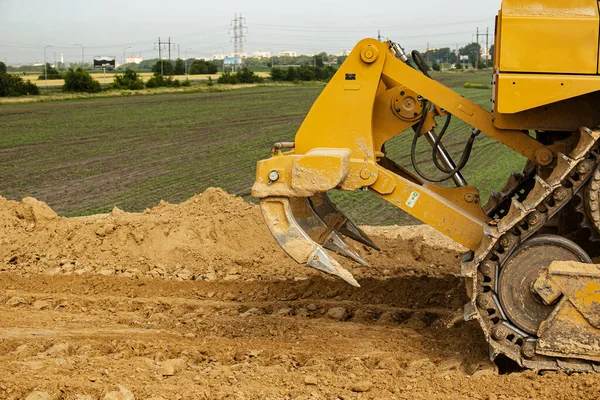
308, 193, 381, 251
259, 197, 360, 287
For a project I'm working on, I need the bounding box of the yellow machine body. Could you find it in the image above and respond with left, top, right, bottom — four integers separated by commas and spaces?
494, 0, 600, 115
253, 0, 600, 371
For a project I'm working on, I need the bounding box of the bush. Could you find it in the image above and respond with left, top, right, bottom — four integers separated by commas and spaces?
217, 68, 263, 85
181, 79, 191, 87
63, 68, 101, 93
217, 72, 239, 84
207, 76, 214, 86
38, 63, 62, 80
146, 72, 180, 88
432, 62, 441, 72
151, 60, 174, 75
111, 69, 144, 90
189, 60, 218, 75
0, 73, 40, 97
0, 62, 6, 74
174, 59, 185, 75
236, 68, 263, 84
270, 65, 336, 82
270, 68, 287, 81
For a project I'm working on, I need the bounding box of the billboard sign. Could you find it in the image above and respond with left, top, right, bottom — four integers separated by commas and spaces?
93, 56, 116, 70
223, 57, 242, 65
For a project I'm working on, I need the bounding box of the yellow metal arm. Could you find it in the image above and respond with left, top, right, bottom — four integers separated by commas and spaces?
379, 54, 554, 165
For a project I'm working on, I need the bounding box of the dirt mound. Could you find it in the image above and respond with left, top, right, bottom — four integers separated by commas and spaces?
1, 189, 599, 399
0, 188, 461, 282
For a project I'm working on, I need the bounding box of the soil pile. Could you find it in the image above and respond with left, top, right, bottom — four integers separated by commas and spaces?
0, 188, 462, 282
1, 189, 597, 399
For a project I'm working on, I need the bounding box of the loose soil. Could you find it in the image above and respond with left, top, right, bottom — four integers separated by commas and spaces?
0, 188, 597, 399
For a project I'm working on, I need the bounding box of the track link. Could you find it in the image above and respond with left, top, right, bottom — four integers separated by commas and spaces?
462, 127, 600, 372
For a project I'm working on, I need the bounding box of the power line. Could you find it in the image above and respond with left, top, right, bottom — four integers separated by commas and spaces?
250, 18, 491, 32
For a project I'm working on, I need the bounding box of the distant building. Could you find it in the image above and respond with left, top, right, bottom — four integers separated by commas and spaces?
252, 51, 271, 59
125, 55, 143, 64
279, 50, 297, 57
335, 50, 350, 57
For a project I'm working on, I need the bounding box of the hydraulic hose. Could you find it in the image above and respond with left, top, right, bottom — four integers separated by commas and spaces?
410, 101, 481, 183
408, 49, 480, 182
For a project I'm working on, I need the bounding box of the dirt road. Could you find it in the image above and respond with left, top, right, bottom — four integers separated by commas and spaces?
0, 189, 598, 399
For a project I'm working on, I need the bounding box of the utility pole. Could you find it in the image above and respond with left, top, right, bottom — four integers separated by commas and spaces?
154, 37, 174, 75
427, 42, 430, 65
377, 30, 381, 42
456, 44, 459, 69
154, 37, 163, 75
123, 46, 131, 66
486, 27, 490, 66
44, 44, 53, 88
474, 27, 491, 72
74, 44, 84, 68
185, 48, 192, 75
475, 27, 479, 72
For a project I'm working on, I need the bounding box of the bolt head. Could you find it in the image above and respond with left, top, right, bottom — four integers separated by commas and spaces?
492, 325, 509, 340
360, 168, 371, 180
553, 187, 568, 202
527, 212, 540, 226
577, 161, 592, 175
479, 261, 495, 276
477, 294, 494, 310
268, 170, 280, 182
522, 341, 536, 358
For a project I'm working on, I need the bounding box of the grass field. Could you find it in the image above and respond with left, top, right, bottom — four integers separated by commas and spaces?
0, 71, 525, 225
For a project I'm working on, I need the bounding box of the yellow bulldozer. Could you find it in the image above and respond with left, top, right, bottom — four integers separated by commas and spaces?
253, 0, 600, 372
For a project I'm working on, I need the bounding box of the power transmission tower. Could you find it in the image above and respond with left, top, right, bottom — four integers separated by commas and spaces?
239, 15, 247, 66
377, 30, 381, 42
229, 14, 247, 72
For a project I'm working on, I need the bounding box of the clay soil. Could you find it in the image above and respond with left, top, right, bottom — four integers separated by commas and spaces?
0, 188, 598, 399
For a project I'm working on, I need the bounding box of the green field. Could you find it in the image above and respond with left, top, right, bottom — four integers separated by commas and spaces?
0, 71, 524, 225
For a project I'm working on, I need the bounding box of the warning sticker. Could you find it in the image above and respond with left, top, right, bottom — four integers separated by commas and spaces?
405, 191, 420, 208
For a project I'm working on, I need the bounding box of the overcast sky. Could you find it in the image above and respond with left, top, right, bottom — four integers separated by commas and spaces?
0, 0, 500, 65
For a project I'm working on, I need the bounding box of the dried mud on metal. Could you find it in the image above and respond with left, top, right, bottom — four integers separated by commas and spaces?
0, 188, 598, 399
